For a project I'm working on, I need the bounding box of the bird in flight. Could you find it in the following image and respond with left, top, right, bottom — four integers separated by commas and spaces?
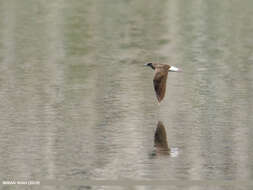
145, 63, 181, 102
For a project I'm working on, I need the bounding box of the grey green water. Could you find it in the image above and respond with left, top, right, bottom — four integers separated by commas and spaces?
0, 0, 253, 190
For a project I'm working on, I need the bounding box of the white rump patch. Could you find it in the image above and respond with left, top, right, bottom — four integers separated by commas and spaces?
169, 66, 180, 72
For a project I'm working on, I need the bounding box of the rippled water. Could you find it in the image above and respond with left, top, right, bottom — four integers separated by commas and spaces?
1, 0, 253, 189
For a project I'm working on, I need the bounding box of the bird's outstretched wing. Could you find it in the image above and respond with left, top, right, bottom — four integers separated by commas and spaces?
153, 68, 168, 102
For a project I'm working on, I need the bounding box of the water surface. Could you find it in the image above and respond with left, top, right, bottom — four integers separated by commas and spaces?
0, 0, 253, 189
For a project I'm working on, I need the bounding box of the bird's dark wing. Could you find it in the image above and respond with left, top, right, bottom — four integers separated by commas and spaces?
153, 68, 168, 102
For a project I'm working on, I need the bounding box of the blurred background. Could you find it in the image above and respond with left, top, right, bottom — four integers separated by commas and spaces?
0, 0, 253, 189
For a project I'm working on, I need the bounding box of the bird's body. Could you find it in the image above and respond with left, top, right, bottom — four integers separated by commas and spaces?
153, 64, 170, 102
145, 63, 180, 102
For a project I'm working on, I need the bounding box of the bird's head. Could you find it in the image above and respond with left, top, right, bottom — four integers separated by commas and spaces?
144, 63, 155, 70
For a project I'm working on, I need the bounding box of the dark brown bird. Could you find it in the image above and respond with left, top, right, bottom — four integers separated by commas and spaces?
145, 63, 181, 102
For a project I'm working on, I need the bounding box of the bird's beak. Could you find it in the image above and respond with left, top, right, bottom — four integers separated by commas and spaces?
169, 66, 181, 72
144, 63, 148, 66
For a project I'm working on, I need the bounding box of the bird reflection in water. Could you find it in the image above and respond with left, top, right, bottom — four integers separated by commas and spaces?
151, 121, 170, 156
